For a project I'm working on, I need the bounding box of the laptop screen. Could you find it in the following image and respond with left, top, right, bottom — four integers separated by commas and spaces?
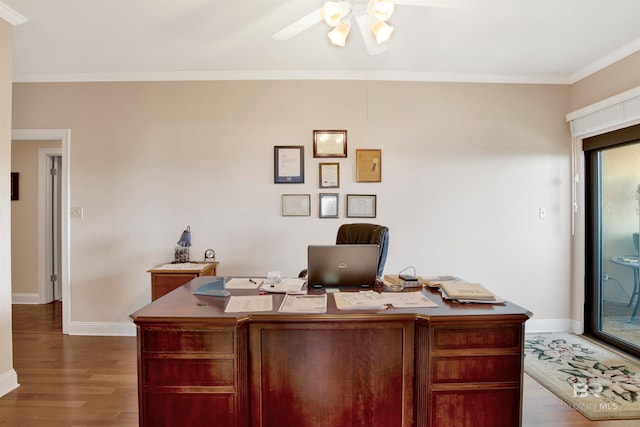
307, 244, 379, 288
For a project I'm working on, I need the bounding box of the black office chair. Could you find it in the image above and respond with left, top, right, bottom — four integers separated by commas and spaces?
299, 223, 389, 278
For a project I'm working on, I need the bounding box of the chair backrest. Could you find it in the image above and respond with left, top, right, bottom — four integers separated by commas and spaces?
336, 223, 389, 277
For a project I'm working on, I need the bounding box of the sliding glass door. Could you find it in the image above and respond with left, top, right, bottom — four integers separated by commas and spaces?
585, 126, 640, 357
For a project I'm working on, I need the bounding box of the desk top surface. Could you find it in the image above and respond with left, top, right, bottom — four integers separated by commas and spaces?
131, 276, 532, 325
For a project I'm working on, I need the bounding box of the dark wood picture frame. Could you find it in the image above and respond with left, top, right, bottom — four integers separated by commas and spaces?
319, 162, 340, 188
10, 172, 19, 201
313, 130, 347, 158
274, 146, 305, 184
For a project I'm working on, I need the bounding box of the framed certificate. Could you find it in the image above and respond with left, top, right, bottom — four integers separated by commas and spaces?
319, 193, 339, 218
356, 149, 381, 182
346, 194, 376, 218
319, 162, 340, 188
313, 130, 347, 158
282, 194, 311, 216
274, 146, 304, 183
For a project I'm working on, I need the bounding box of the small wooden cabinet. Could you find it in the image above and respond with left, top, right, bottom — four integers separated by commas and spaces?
148, 262, 218, 301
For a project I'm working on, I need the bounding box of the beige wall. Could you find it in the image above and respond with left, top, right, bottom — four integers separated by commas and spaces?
0, 17, 16, 395
12, 80, 573, 328
10, 139, 61, 296
570, 50, 640, 110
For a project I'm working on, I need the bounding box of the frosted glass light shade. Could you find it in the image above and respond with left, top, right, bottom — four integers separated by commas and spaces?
371, 20, 393, 43
322, 1, 351, 26
368, 0, 395, 22
328, 19, 351, 47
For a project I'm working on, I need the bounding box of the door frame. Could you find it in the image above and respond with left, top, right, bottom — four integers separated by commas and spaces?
12, 129, 70, 334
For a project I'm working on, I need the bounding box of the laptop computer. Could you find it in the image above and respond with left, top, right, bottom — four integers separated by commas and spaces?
307, 244, 379, 289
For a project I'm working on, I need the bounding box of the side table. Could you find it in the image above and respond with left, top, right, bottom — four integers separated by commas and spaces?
148, 262, 219, 301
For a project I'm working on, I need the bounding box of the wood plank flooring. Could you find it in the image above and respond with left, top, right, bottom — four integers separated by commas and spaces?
1, 302, 638, 426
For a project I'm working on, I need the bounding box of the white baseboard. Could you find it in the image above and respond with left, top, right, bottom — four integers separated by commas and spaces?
525, 318, 584, 334
0, 369, 20, 398
11, 293, 40, 304
68, 321, 136, 337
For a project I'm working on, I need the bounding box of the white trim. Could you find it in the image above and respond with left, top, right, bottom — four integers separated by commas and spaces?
11, 293, 39, 304
11, 70, 571, 85
0, 2, 27, 26
570, 36, 640, 84
566, 86, 640, 137
11, 129, 71, 334
0, 368, 19, 399
525, 319, 580, 334
68, 321, 136, 337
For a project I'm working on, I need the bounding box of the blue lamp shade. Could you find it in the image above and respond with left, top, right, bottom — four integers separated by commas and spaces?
177, 225, 192, 248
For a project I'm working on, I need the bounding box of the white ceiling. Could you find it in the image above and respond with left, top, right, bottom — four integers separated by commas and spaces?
3, 0, 640, 84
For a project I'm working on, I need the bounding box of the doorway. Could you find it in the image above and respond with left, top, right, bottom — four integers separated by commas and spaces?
585, 125, 640, 357
11, 129, 70, 334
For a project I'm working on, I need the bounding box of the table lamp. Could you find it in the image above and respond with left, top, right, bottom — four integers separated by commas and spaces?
174, 225, 191, 263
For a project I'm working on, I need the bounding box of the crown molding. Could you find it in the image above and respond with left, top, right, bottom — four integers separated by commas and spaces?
11, 69, 571, 85
570, 36, 640, 84
0, 2, 27, 26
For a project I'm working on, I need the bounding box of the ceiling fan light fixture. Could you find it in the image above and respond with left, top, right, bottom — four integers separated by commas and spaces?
322, 1, 351, 27
368, 0, 395, 22
370, 20, 393, 44
328, 19, 351, 47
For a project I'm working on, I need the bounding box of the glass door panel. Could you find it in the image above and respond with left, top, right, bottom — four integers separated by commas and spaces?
589, 140, 640, 355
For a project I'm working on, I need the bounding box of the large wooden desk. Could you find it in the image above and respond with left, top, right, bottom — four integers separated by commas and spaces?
130, 277, 531, 427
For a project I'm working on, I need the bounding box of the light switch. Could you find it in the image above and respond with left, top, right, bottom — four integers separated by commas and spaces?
70, 206, 84, 218
539, 207, 547, 219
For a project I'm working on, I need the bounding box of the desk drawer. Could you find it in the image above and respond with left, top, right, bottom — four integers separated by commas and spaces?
432, 326, 521, 350
143, 328, 235, 354
145, 358, 235, 386
432, 354, 521, 383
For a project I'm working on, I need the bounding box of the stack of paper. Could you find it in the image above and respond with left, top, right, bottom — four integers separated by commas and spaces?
419, 275, 461, 288
260, 278, 306, 294
439, 282, 505, 304
279, 294, 327, 313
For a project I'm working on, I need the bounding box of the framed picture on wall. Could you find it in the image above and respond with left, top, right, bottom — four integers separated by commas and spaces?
319, 193, 339, 218
10, 173, 19, 201
313, 130, 347, 158
282, 194, 311, 216
346, 194, 376, 218
319, 162, 340, 188
274, 146, 305, 183
356, 149, 382, 182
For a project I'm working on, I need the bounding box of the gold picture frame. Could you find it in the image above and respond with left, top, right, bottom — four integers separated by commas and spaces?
313, 130, 347, 158
356, 149, 381, 182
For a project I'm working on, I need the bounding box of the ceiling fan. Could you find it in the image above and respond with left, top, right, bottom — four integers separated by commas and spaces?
272, 0, 462, 55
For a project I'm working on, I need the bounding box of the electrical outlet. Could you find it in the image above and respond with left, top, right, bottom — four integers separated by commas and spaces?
603, 274, 609, 281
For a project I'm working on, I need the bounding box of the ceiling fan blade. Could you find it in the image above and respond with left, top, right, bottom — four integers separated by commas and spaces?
355, 14, 387, 56
395, 0, 465, 8
272, 8, 324, 41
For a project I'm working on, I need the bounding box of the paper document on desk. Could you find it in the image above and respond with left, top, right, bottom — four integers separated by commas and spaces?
224, 295, 273, 313
362, 290, 437, 308
334, 292, 387, 310
260, 278, 306, 294
225, 278, 263, 289
279, 294, 327, 313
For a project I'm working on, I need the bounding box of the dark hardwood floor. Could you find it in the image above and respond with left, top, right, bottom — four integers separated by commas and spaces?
1, 302, 638, 426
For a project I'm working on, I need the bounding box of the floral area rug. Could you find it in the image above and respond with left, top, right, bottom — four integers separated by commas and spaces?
524, 333, 640, 420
